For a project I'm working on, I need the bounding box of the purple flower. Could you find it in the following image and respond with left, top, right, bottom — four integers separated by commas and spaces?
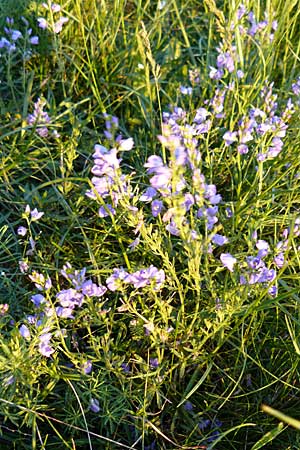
11, 30, 22, 41
51, 3, 61, 13
104, 130, 112, 139
0, 37, 12, 49
144, 155, 164, 173
220, 253, 237, 272
257, 152, 267, 162
98, 204, 116, 217
267, 137, 283, 158
90, 398, 100, 413
39, 332, 54, 357
223, 131, 238, 146
225, 207, 233, 218
256, 240, 269, 258
140, 187, 157, 202
274, 253, 284, 268
211, 234, 228, 246
195, 120, 211, 134
194, 108, 209, 124
150, 167, 172, 190
252, 267, 276, 284
44, 277, 52, 290
55, 306, 74, 319
268, 285, 278, 297
56, 289, 84, 307
204, 206, 217, 217
93, 144, 108, 156
204, 184, 216, 198
184, 401, 193, 412
206, 430, 221, 443
17, 226, 27, 236
81, 360, 92, 375
292, 78, 300, 96
182, 193, 194, 212
149, 358, 159, 368
151, 199, 163, 217
174, 147, 188, 166
27, 98, 51, 136
206, 215, 218, 230
126, 266, 165, 290
81, 280, 107, 297
217, 51, 235, 72
106, 268, 128, 291
4, 375, 15, 386
90, 176, 112, 196
19, 260, 29, 273
180, 85, 193, 95
30, 207, 44, 221
238, 144, 249, 154
19, 324, 30, 340
31, 294, 46, 307
209, 194, 222, 205
53, 17, 69, 33
209, 66, 224, 80
61, 263, 86, 288
276, 239, 289, 251
37, 18, 48, 29
246, 256, 263, 270
198, 419, 211, 431
29, 36, 39, 45
166, 220, 180, 236
121, 362, 130, 373
128, 237, 140, 249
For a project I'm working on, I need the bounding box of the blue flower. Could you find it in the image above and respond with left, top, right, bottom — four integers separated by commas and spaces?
212, 234, 228, 246
19, 324, 30, 340
89, 398, 100, 413
39, 332, 54, 357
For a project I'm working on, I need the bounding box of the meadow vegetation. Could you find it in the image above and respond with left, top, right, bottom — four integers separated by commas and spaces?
1, 0, 300, 448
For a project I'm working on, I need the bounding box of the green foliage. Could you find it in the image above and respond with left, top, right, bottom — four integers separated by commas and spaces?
1, 0, 300, 449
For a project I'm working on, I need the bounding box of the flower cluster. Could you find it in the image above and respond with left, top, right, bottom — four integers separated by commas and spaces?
38, 2, 69, 34
140, 105, 227, 247
209, 40, 237, 80
86, 116, 134, 217
222, 83, 294, 161
220, 220, 300, 296
239, 240, 277, 295
237, 6, 278, 42
16, 204, 44, 261
27, 98, 53, 137
19, 263, 107, 356
292, 77, 300, 96
106, 265, 165, 292
0, 17, 39, 56
19, 256, 166, 357
209, 5, 277, 82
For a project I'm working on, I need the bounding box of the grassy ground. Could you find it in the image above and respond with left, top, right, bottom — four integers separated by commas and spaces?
1, 0, 300, 449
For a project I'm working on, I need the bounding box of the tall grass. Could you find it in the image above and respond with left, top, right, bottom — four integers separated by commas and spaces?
1, 0, 300, 449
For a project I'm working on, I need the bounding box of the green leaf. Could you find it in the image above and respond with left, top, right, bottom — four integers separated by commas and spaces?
250, 422, 285, 450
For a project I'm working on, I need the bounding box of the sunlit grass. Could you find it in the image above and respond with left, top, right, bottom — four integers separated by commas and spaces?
1, 1, 300, 449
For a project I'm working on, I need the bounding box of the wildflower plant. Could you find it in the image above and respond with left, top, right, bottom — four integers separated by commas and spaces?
2, 1, 300, 449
